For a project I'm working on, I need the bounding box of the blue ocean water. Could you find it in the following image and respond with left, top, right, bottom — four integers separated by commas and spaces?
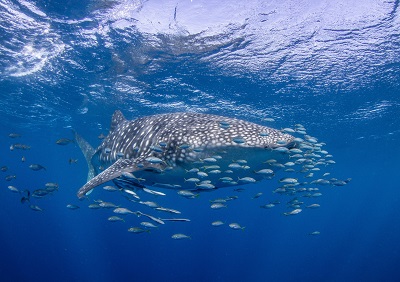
1, 1, 400, 281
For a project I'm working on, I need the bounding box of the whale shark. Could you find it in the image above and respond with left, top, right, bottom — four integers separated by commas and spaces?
75, 111, 297, 199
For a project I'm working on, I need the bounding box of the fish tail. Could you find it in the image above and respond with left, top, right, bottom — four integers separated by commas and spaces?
73, 130, 96, 182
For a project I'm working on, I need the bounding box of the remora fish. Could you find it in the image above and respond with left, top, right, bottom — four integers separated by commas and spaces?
75, 111, 296, 198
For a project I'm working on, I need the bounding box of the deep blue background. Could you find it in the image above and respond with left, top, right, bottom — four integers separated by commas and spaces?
1, 1, 400, 281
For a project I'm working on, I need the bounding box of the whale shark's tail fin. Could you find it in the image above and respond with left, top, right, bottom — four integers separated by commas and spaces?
74, 130, 96, 183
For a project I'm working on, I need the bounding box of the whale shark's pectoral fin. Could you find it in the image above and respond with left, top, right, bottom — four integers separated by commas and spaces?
76, 157, 165, 199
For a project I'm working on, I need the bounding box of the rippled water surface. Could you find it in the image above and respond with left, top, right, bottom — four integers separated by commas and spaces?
1, 1, 400, 281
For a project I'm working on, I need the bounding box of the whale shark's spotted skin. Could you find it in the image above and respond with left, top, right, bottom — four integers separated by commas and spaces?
76, 111, 296, 198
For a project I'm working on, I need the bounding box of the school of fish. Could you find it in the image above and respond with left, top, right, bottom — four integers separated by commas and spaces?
1, 113, 350, 239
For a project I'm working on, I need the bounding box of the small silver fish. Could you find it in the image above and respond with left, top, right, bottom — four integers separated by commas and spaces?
283, 209, 302, 216
306, 204, 320, 209
211, 220, 224, 226
308, 231, 321, 236
30, 205, 43, 212
203, 157, 217, 163
229, 223, 245, 230
139, 201, 159, 208
140, 222, 158, 228
254, 169, 274, 175
197, 171, 208, 178
32, 189, 49, 198
155, 207, 181, 214
210, 203, 227, 209
273, 147, 289, 153
196, 183, 215, 190
29, 164, 46, 171
113, 207, 134, 214
128, 227, 150, 234
123, 189, 140, 199
145, 157, 164, 164
228, 163, 242, 169
232, 136, 245, 144
252, 192, 263, 199
220, 121, 230, 129
282, 128, 295, 133
179, 144, 191, 149
150, 145, 164, 153
289, 148, 303, 154
260, 203, 275, 209
210, 198, 226, 203
219, 177, 233, 182
108, 216, 125, 222
99, 202, 119, 208
9, 133, 21, 138
7, 185, 19, 193
171, 233, 191, 240
45, 182, 59, 189
161, 218, 191, 222
279, 178, 298, 184
238, 177, 256, 183
177, 190, 199, 198
103, 185, 119, 191
143, 187, 166, 196
184, 178, 201, 183
10, 143, 31, 150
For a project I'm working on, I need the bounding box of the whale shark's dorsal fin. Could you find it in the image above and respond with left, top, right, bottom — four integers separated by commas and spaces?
110, 110, 126, 132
